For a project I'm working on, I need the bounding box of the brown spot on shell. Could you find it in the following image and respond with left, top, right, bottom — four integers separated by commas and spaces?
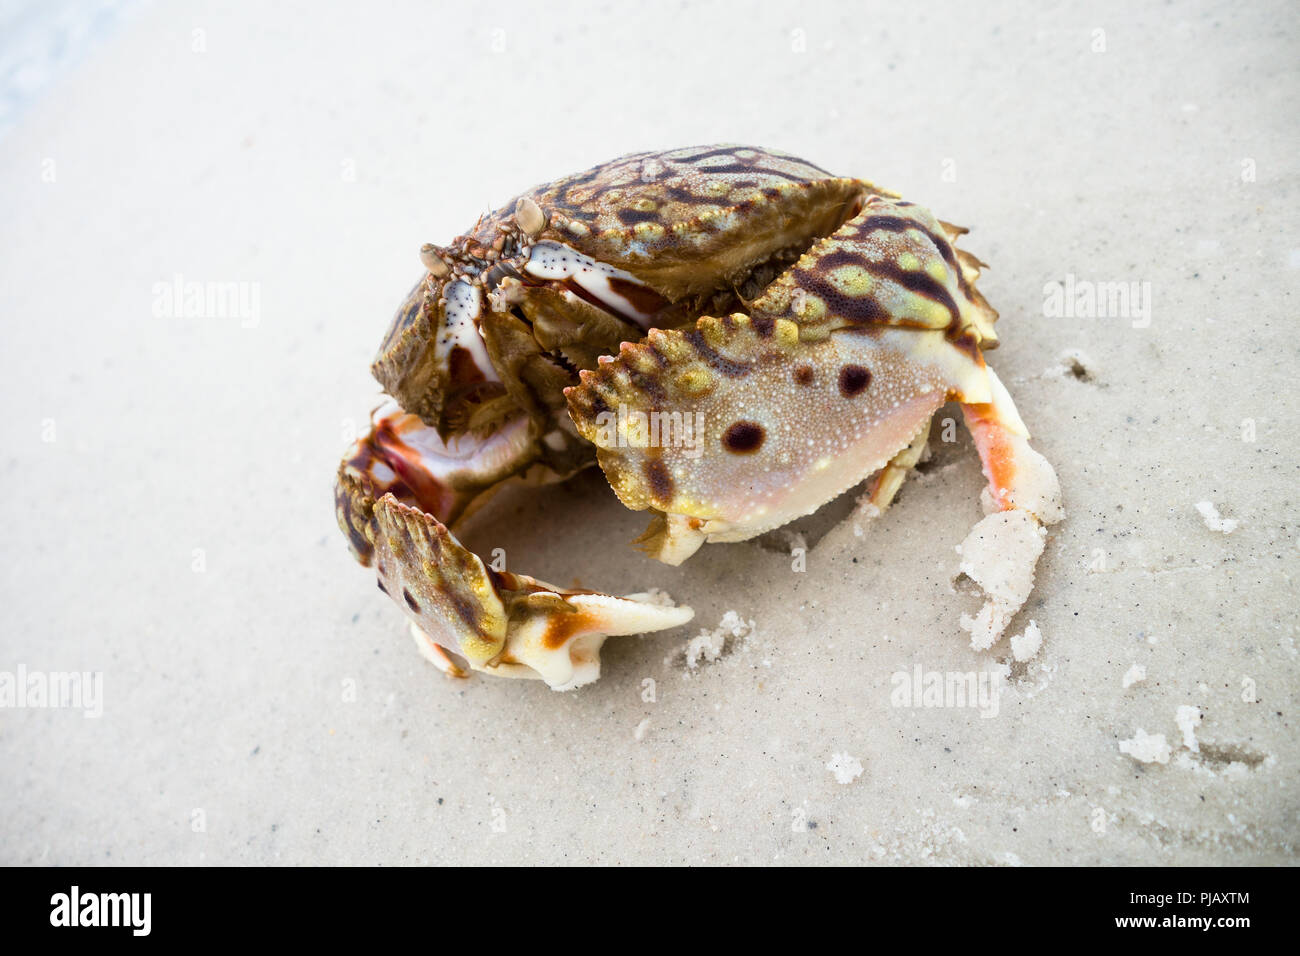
403, 588, 420, 612
615, 207, 660, 225
644, 459, 675, 502
839, 365, 871, 397
722, 421, 765, 453
793, 364, 815, 385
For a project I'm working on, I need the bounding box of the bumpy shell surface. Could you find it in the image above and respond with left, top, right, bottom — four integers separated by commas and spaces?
564, 198, 1003, 558
371, 145, 882, 435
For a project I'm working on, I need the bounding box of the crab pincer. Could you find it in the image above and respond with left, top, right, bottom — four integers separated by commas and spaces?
335, 402, 692, 690
566, 196, 1064, 648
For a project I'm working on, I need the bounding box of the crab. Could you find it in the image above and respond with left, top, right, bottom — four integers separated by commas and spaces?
335, 145, 1064, 691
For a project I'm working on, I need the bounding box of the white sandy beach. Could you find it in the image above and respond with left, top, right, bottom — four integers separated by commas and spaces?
0, 0, 1296, 864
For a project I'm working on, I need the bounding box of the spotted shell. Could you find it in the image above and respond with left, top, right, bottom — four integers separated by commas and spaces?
371, 145, 885, 437
564, 197, 1003, 551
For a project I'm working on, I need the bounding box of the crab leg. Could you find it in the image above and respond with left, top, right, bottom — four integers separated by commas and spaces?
953, 367, 1064, 650
960, 368, 1063, 523
370, 497, 691, 689
857, 416, 933, 521
335, 406, 693, 690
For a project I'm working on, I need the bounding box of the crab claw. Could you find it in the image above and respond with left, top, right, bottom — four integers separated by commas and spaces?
566, 313, 956, 564
567, 199, 1064, 653
334, 400, 549, 565
370, 495, 693, 690
335, 402, 690, 689
955, 367, 1064, 650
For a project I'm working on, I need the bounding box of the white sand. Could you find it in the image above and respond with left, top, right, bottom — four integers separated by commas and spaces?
1195, 501, 1239, 534
1010, 621, 1043, 663
1, 0, 1296, 864
1122, 664, 1147, 689
1176, 705, 1203, 754
827, 753, 865, 785
1119, 730, 1173, 766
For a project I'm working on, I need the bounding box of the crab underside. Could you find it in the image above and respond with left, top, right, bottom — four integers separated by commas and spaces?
335, 145, 1064, 690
